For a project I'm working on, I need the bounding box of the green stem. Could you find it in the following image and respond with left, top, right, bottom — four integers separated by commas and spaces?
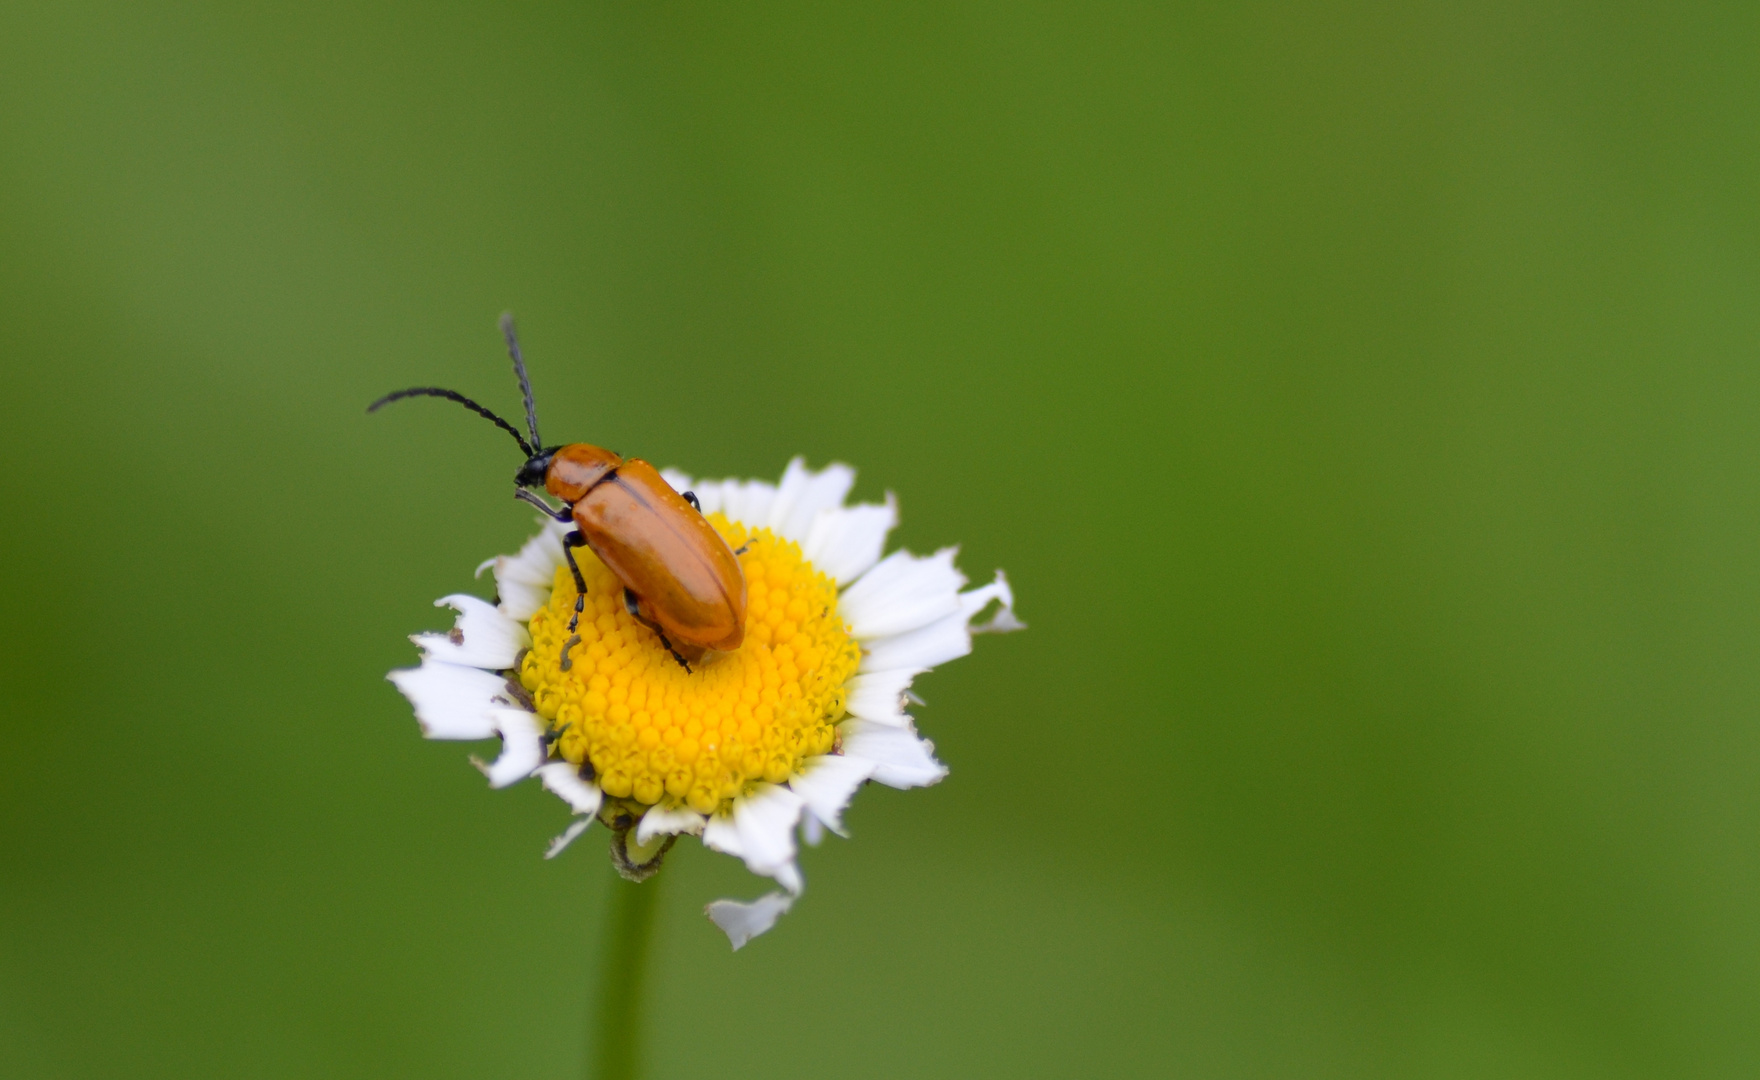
593, 873, 661, 1080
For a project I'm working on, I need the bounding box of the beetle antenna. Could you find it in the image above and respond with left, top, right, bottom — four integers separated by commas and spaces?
367, 387, 534, 457
500, 312, 542, 450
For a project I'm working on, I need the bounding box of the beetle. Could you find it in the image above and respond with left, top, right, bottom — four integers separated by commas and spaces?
369, 315, 746, 672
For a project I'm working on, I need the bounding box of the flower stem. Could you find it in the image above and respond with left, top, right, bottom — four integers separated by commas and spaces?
593, 873, 661, 1080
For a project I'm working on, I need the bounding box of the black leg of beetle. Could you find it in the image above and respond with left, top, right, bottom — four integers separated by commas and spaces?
541, 722, 571, 753
657, 630, 693, 673
563, 531, 590, 631
624, 587, 692, 672
733, 541, 752, 556
682, 490, 700, 511
515, 487, 572, 522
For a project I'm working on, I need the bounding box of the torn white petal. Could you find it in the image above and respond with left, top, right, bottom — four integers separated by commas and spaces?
800, 811, 826, 847
857, 571, 1017, 674
490, 518, 571, 621
841, 717, 948, 789
772, 860, 804, 895
412, 594, 532, 670
844, 668, 925, 726
387, 660, 507, 741
536, 762, 603, 816
702, 813, 745, 860
858, 606, 975, 673
788, 754, 873, 836
544, 817, 594, 859
635, 803, 707, 846
477, 708, 545, 788
705, 784, 804, 885
769, 459, 856, 543
839, 548, 966, 640
963, 570, 1026, 634
706, 892, 795, 951
734, 785, 805, 879
803, 494, 897, 584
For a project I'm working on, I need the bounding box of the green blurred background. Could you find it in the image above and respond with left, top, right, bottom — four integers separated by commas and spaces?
3, 2, 1758, 1077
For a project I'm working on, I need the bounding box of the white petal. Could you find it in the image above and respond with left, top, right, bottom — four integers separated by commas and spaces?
487, 518, 571, 621
635, 803, 707, 846
411, 594, 532, 670
771, 860, 804, 895
476, 708, 545, 788
787, 754, 874, 836
841, 717, 948, 789
857, 571, 1017, 674
544, 817, 594, 859
736, 785, 806, 877
839, 548, 966, 640
704, 784, 805, 886
844, 668, 925, 726
714, 477, 778, 528
386, 659, 510, 740
536, 762, 603, 816
659, 468, 694, 497
768, 459, 856, 543
803, 495, 897, 584
702, 813, 745, 860
800, 811, 826, 847
967, 570, 1026, 634
705, 892, 795, 950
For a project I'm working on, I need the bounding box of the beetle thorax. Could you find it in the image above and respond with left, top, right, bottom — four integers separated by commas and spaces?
545, 443, 624, 503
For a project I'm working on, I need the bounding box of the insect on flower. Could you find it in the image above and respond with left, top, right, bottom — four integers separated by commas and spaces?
379, 315, 1024, 948
369, 315, 746, 672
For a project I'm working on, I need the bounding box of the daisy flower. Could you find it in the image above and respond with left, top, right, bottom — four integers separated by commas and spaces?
388, 457, 1022, 948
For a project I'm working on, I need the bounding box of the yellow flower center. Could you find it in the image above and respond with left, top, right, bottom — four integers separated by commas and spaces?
519, 514, 859, 816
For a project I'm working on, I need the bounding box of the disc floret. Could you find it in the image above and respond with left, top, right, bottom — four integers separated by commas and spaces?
523, 516, 859, 816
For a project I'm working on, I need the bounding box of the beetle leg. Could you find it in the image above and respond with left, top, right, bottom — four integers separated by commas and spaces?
541, 722, 571, 754
682, 490, 700, 511
514, 487, 573, 522
732, 542, 752, 556
623, 587, 693, 673
653, 630, 692, 673
563, 531, 590, 631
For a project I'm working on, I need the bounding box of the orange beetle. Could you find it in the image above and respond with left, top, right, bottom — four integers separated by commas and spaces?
369, 316, 746, 671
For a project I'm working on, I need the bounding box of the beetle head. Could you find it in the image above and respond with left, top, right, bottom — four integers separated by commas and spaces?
517, 447, 558, 489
